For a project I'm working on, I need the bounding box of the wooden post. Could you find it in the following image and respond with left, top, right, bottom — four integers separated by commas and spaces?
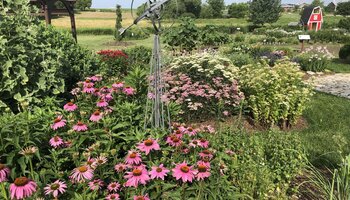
44, 4, 51, 24
62, 1, 77, 42
301, 40, 304, 52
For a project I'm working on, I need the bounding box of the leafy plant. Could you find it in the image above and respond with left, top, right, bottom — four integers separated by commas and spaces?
199, 25, 231, 47
239, 60, 313, 128
339, 44, 350, 60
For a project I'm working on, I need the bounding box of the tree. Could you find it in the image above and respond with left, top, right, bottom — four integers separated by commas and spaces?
228, 3, 249, 18
75, 0, 92, 11
115, 4, 122, 41
324, 2, 336, 13
311, 0, 324, 8
336, 2, 350, 16
207, 0, 225, 18
183, 0, 202, 18
249, 0, 281, 26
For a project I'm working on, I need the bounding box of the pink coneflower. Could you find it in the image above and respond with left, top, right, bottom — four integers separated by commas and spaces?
172, 162, 196, 183
83, 79, 94, 87
107, 182, 121, 192
133, 194, 150, 200
196, 162, 211, 181
88, 179, 104, 191
149, 164, 169, 180
93, 88, 101, 96
9, 177, 37, 200
137, 139, 160, 155
112, 82, 124, 89
51, 116, 66, 130
104, 93, 113, 101
0, 164, 10, 182
125, 151, 142, 165
97, 99, 108, 107
73, 121, 88, 132
189, 139, 199, 148
83, 83, 95, 93
124, 167, 150, 187
90, 110, 103, 122
186, 127, 197, 136
198, 138, 209, 148
100, 86, 110, 93
44, 180, 67, 198
199, 150, 213, 160
93, 156, 108, 167
63, 102, 78, 112
70, 165, 94, 183
85, 157, 96, 168
219, 163, 228, 176
114, 163, 128, 173
123, 87, 135, 95
49, 136, 64, 148
174, 129, 184, 139
223, 110, 229, 116
166, 135, 182, 147
106, 193, 120, 200
90, 75, 102, 82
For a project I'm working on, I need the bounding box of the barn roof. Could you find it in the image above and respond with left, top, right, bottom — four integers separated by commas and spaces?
300, 6, 315, 25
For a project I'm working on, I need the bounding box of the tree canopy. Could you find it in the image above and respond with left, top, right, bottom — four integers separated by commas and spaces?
249, 0, 281, 26
228, 3, 249, 18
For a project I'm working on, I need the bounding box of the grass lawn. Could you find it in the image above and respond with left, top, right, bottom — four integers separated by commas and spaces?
78, 35, 153, 50
297, 92, 350, 167
327, 59, 350, 73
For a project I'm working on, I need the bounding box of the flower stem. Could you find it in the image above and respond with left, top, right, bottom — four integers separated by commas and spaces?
181, 182, 186, 200
28, 158, 34, 180
197, 181, 204, 200
1, 183, 8, 200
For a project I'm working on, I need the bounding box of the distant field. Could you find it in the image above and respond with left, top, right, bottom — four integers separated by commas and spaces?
53, 10, 343, 30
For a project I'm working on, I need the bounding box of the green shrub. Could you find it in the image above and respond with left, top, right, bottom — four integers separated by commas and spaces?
164, 17, 199, 51
338, 17, 350, 31
297, 54, 329, 72
339, 44, 350, 60
213, 130, 305, 199
124, 46, 152, 67
227, 53, 254, 67
0, 1, 100, 112
234, 33, 245, 42
239, 60, 313, 128
199, 25, 231, 46
309, 29, 350, 43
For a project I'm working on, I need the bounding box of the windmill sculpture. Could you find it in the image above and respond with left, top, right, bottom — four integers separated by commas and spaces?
120, 0, 171, 130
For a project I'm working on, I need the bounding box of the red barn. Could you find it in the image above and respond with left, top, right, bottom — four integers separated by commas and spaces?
300, 6, 323, 31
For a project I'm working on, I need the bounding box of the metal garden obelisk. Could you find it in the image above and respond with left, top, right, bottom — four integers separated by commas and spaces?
120, 0, 171, 130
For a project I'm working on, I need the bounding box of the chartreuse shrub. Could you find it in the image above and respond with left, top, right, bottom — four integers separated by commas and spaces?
163, 53, 245, 121
0, 0, 100, 112
213, 130, 305, 199
239, 60, 313, 128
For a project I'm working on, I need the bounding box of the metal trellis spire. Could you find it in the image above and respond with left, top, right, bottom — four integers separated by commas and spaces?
121, 0, 171, 130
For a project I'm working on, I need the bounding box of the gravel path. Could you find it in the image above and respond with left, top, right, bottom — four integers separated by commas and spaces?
310, 73, 350, 99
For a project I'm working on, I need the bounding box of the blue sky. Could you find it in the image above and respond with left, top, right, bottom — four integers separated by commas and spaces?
92, 0, 333, 9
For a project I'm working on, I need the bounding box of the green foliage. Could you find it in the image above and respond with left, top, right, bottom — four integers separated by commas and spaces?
297, 54, 329, 72
200, 4, 215, 18
309, 29, 350, 43
124, 46, 152, 67
336, 2, 350, 16
239, 60, 313, 128
325, 2, 336, 13
311, 0, 324, 7
164, 17, 199, 51
339, 44, 350, 60
227, 53, 254, 67
228, 3, 249, 18
213, 130, 305, 199
338, 17, 350, 31
249, 0, 282, 25
115, 4, 123, 41
206, 0, 225, 18
183, 0, 202, 18
75, 0, 92, 11
0, 0, 99, 112
199, 25, 231, 46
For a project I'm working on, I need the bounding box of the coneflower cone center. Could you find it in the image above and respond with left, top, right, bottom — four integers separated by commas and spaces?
111, 183, 116, 188
180, 166, 190, 173
129, 153, 137, 158
77, 122, 84, 126
98, 159, 104, 164
144, 139, 154, 146
78, 166, 88, 173
188, 128, 193, 132
94, 111, 100, 116
132, 169, 142, 176
220, 165, 225, 169
202, 150, 210, 155
54, 118, 61, 123
0, 164, 4, 170
111, 194, 116, 198
50, 183, 60, 190
175, 130, 181, 134
156, 167, 163, 173
67, 102, 74, 106
54, 136, 60, 142
14, 177, 29, 186
171, 136, 180, 143
198, 165, 207, 172
136, 197, 145, 200
193, 141, 198, 144
200, 139, 206, 143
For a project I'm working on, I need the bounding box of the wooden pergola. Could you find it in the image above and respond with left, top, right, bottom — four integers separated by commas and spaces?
30, 0, 77, 41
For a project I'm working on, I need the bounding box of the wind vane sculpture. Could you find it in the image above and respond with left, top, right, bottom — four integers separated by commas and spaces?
120, 0, 171, 130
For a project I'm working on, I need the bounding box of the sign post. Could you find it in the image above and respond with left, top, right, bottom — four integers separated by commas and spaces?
298, 35, 311, 52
